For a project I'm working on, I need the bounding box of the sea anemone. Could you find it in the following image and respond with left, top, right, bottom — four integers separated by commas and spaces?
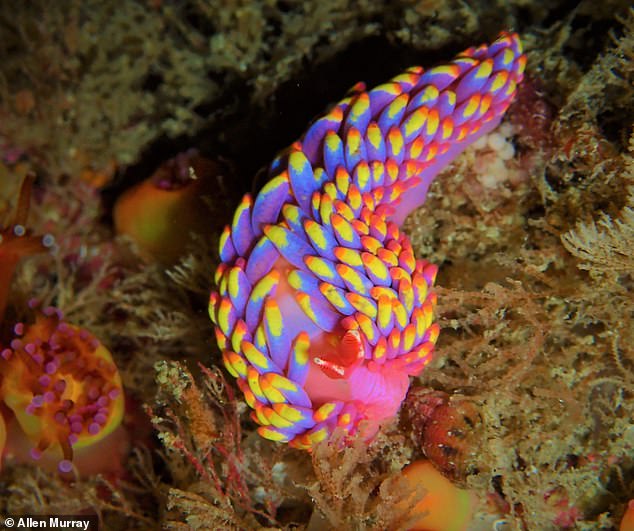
114, 149, 220, 264
396, 459, 477, 531
0, 303, 125, 475
621, 500, 634, 531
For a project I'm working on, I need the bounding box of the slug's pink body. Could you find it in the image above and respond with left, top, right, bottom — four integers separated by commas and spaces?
209, 32, 526, 449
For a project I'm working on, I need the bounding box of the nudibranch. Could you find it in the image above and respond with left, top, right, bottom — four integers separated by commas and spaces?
0, 303, 124, 474
0, 174, 54, 323
209, 32, 526, 448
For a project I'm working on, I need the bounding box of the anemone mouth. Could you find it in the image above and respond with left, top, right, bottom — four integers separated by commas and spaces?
150, 149, 200, 190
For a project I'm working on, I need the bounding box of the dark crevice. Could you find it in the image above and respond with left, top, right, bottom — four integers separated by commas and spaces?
107, 33, 436, 209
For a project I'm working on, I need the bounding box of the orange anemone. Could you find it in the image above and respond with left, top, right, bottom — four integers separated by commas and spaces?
622, 500, 634, 531
395, 460, 477, 531
114, 150, 219, 264
0, 304, 124, 474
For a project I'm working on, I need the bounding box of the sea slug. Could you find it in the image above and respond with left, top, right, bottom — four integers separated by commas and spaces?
209, 32, 526, 449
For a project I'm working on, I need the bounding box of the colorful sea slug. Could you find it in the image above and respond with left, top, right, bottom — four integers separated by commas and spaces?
0, 303, 125, 474
209, 32, 526, 448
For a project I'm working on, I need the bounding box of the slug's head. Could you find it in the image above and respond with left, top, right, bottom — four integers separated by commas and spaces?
312, 329, 365, 379
210, 173, 441, 448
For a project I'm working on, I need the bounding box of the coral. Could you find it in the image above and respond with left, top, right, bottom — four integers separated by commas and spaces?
3, 456, 158, 528
209, 32, 525, 448
401, 80, 634, 531
0, 304, 125, 475
530, 5, 634, 227
0, 164, 188, 527
555, 6, 634, 136
0, 1, 216, 181
153, 361, 430, 529
4, 175, 209, 403
1, 0, 563, 185
392, 18, 634, 524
